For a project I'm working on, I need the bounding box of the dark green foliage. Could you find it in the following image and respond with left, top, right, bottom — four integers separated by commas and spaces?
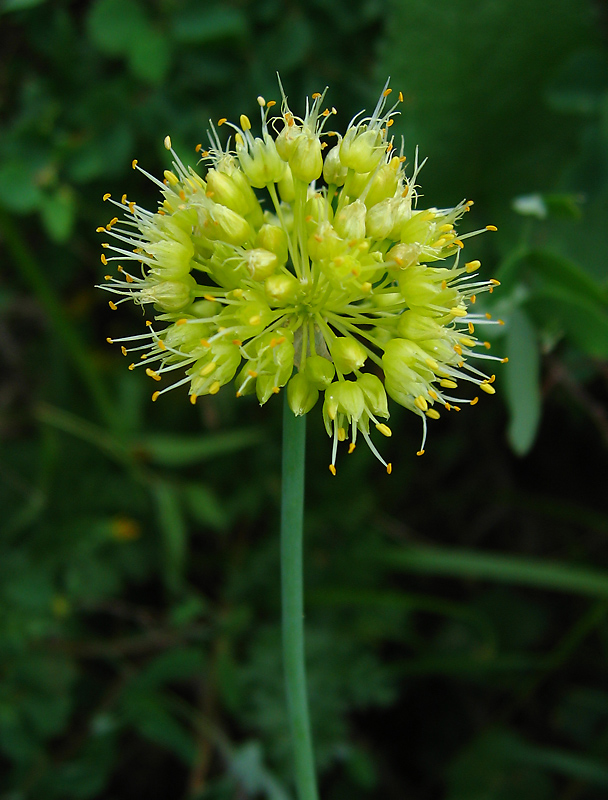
1, 0, 608, 798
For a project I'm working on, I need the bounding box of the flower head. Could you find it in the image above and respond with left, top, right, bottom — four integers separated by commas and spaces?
99, 81, 504, 474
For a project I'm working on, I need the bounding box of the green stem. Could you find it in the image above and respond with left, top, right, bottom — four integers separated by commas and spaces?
280, 396, 318, 800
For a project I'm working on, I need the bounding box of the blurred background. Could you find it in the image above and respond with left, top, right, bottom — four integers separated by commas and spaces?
1, 0, 608, 797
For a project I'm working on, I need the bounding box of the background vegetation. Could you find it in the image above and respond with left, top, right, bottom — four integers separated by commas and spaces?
1, 0, 608, 797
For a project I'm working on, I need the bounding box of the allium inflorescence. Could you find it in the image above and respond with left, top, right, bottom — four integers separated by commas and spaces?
98, 81, 505, 474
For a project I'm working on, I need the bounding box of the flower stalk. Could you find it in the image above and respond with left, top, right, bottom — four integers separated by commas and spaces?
280, 396, 318, 800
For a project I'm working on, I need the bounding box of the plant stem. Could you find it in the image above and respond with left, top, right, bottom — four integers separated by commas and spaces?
281, 396, 318, 800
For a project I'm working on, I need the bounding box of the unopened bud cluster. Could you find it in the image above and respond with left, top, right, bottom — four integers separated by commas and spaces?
99, 81, 504, 473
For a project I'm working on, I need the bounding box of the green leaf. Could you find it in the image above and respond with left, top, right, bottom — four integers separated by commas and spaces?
182, 482, 229, 531
86, 0, 148, 56
171, 6, 247, 43
529, 285, 608, 358
503, 307, 541, 455
0, 160, 43, 214
39, 185, 76, 244
380, 544, 608, 598
121, 690, 196, 764
152, 480, 187, 593
128, 25, 171, 85
526, 250, 608, 307
139, 428, 262, 466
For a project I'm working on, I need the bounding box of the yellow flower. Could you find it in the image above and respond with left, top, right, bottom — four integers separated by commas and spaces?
99, 81, 504, 473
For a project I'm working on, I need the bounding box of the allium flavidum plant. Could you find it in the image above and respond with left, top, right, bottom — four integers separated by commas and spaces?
99, 81, 504, 475
97, 80, 504, 800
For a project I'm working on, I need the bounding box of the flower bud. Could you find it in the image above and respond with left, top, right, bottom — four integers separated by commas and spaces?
365, 198, 396, 241
147, 238, 194, 279
331, 336, 367, 373
205, 204, 253, 247
255, 224, 289, 265
340, 127, 384, 173
288, 372, 319, 415
334, 200, 366, 240
364, 160, 400, 207
277, 164, 295, 203
397, 311, 443, 341
206, 169, 253, 217
357, 373, 389, 417
386, 243, 421, 270
265, 272, 301, 306
236, 133, 285, 187
323, 143, 348, 186
289, 134, 323, 184
243, 248, 279, 280
141, 276, 195, 312
307, 222, 344, 262
189, 342, 241, 396
164, 319, 213, 352
304, 354, 335, 388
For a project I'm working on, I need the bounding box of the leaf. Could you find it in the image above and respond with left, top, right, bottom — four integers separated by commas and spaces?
380, 544, 608, 598
86, 0, 148, 56
39, 185, 76, 244
152, 480, 187, 593
139, 428, 262, 466
128, 25, 172, 85
0, 160, 43, 214
503, 307, 541, 455
121, 690, 196, 764
529, 285, 608, 358
171, 6, 247, 44
526, 250, 608, 307
182, 482, 229, 531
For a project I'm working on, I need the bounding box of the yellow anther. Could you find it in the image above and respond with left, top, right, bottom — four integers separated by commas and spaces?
267, 100, 276, 108
490, 278, 501, 286
484, 341, 492, 349
465, 260, 481, 272
450, 307, 467, 318
104, 275, 112, 280
453, 344, 463, 355
120, 346, 127, 356
470, 397, 479, 406
129, 201, 136, 213
440, 379, 458, 389
438, 223, 453, 232
398, 91, 404, 102
348, 443, 356, 454
426, 409, 441, 420
146, 368, 162, 381
441, 280, 448, 290
96, 226, 105, 233
460, 337, 476, 348
383, 87, 392, 97
195, 143, 203, 152
312, 91, 322, 99
140, 353, 148, 360
106, 337, 114, 344
429, 389, 438, 400
257, 95, 266, 106
329, 464, 337, 476
101, 242, 109, 248
200, 339, 210, 348
128, 363, 135, 370
248, 369, 258, 378
498, 319, 505, 325
200, 361, 216, 376
434, 237, 446, 249
272, 386, 280, 394
121, 193, 128, 204
486, 224, 498, 231
232, 339, 242, 347
361, 281, 372, 292
108, 300, 117, 310
416, 450, 425, 456
209, 380, 221, 395
414, 395, 428, 412
454, 239, 464, 248
376, 423, 392, 437
152, 391, 160, 402
131, 159, 138, 169
480, 383, 496, 395
158, 340, 166, 350
386, 118, 394, 127
425, 358, 439, 370
217, 118, 227, 126
485, 312, 492, 320
190, 393, 197, 405
101, 253, 108, 265
249, 315, 261, 326
468, 322, 475, 334
163, 135, 172, 150
103, 193, 111, 201
488, 374, 496, 383
176, 318, 187, 325
471, 294, 477, 304
240, 114, 251, 131
163, 170, 179, 185
386, 463, 392, 474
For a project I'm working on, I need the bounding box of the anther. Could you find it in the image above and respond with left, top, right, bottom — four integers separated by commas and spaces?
101, 254, 108, 265
121, 193, 128, 204
96, 226, 105, 233
217, 118, 227, 126
486, 225, 498, 231
257, 96, 266, 106
190, 393, 197, 405
501, 357, 509, 363
152, 391, 160, 402
386, 463, 392, 474
121, 346, 127, 356
470, 397, 479, 406
240, 114, 251, 131
329, 464, 337, 476
416, 450, 425, 456
348, 443, 356, 454
108, 300, 117, 310
414, 395, 428, 412
426, 409, 441, 420
164, 135, 172, 150
398, 91, 404, 102
146, 368, 162, 382
195, 143, 203, 152
480, 383, 496, 395
465, 260, 480, 272
103, 193, 111, 201
209, 380, 221, 395
106, 337, 113, 344
376, 423, 392, 437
